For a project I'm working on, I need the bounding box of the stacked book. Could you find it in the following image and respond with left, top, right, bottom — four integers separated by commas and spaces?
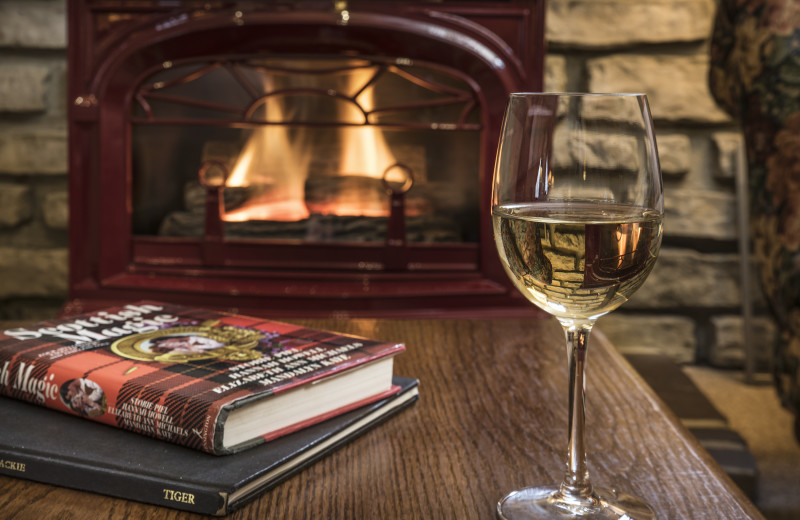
0, 302, 418, 515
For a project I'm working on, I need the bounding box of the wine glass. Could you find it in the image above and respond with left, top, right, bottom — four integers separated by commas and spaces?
491, 93, 663, 519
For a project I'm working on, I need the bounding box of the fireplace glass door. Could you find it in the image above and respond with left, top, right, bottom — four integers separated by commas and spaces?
131, 55, 482, 254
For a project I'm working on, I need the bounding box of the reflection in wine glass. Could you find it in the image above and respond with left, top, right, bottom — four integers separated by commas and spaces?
492, 93, 663, 519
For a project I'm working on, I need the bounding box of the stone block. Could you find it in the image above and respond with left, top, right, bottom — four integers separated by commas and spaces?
0, 1, 67, 49
598, 314, 696, 363
664, 188, 737, 241
710, 314, 776, 368
547, 0, 716, 48
0, 64, 49, 112
629, 248, 741, 309
657, 134, 691, 177
0, 183, 32, 227
545, 53, 568, 92
547, 248, 581, 272
42, 190, 68, 230
552, 123, 639, 173
587, 54, 731, 124
0, 247, 68, 298
0, 131, 67, 174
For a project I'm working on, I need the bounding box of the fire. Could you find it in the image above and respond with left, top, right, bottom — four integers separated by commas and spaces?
220, 63, 402, 222
223, 92, 313, 222
223, 198, 310, 223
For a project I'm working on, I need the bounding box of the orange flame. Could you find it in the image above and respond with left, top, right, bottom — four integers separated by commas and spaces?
222, 66, 399, 222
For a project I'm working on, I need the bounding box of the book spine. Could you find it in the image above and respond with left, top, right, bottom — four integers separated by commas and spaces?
0, 449, 228, 516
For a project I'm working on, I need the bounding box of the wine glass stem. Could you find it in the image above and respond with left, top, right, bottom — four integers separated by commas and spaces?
558, 319, 594, 502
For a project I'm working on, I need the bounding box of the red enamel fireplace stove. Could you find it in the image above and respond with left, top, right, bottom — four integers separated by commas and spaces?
65, 0, 546, 318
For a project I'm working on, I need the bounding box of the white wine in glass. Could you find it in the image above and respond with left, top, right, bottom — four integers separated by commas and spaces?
491, 93, 663, 519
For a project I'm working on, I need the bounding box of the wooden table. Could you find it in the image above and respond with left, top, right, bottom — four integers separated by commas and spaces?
1, 317, 764, 519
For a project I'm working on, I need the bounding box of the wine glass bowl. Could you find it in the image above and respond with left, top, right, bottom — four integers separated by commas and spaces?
491, 93, 663, 519
494, 202, 662, 321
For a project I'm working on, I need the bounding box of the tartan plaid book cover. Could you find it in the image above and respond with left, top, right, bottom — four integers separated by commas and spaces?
0, 302, 404, 454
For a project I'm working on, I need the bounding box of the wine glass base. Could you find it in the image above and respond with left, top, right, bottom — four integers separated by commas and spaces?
497, 485, 656, 520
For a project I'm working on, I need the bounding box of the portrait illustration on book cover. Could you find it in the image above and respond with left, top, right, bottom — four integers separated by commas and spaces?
110, 321, 266, 363
60, 377, 106, 417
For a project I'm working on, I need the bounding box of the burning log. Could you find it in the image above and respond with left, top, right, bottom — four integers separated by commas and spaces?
160, 210, 461, 243
159, 172, 462, 243
183, 181, 260, 213
304, 175, 431, 217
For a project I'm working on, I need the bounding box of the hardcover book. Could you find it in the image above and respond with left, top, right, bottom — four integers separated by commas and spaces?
0, 302, 405, 455
0, 377, 419, 515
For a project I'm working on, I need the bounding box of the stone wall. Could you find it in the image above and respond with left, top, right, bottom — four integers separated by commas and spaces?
0, 0, 69, 319
0, 0, 772, 367
543, 0, 773, 367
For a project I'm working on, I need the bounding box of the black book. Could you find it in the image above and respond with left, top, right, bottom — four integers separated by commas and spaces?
0, 376, 419, 516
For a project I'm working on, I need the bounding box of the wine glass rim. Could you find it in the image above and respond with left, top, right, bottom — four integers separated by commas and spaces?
510, 92, 647, 97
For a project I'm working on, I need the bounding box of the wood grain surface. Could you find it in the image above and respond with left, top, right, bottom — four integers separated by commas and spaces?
0, 317, 765, 519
